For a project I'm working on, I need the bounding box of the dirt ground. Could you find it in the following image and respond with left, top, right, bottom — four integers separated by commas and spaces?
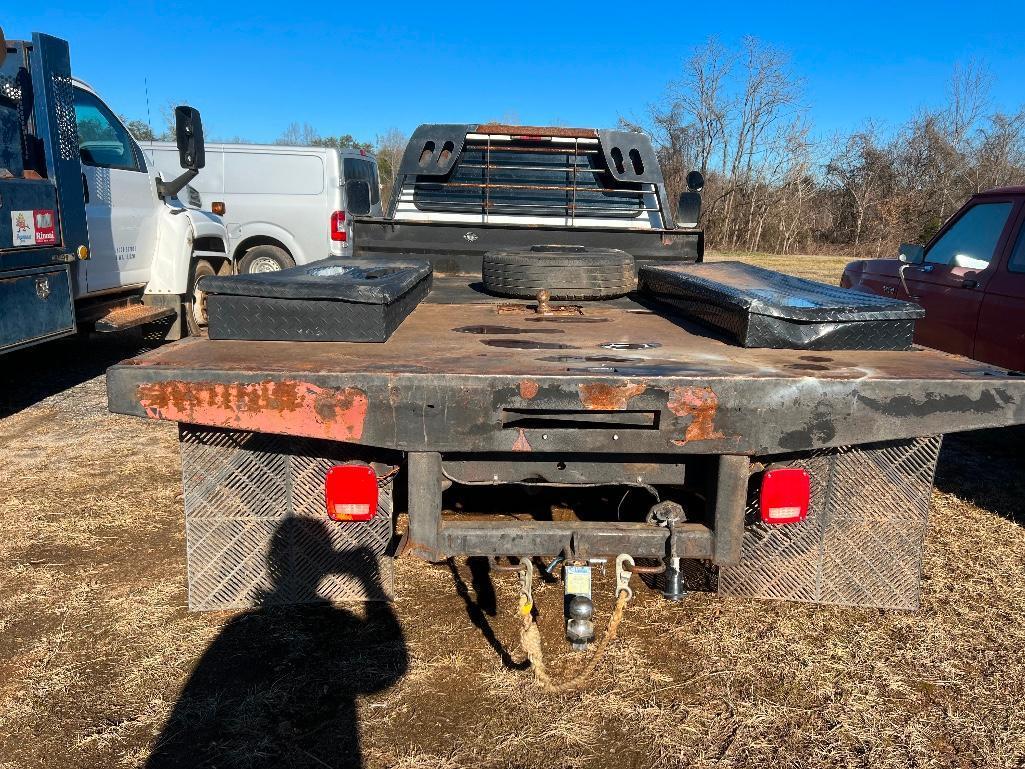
3, 253, 1025, 769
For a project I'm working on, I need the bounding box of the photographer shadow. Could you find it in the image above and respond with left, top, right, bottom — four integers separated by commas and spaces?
146, 518, 407, 769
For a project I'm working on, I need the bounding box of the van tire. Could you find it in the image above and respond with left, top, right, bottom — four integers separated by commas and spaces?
185, 258, 216, 337
238, 245, 295, 274
482, 246, 636, 300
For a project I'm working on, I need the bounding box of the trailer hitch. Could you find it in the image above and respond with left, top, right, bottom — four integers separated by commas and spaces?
647, 501, 687, 601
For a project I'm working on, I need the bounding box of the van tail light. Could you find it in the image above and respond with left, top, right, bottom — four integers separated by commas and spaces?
759, 468, 810, 524
330, 210, 347, 242
325, 465, 377, 522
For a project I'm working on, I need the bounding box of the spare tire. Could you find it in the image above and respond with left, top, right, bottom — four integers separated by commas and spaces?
482, 245, 636, 300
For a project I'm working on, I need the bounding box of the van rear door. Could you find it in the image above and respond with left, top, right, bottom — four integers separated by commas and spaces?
341, 156, 382, 246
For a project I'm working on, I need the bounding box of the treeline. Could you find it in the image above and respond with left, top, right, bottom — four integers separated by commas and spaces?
126, 39, 1025, 255
628, 37, 1025, 255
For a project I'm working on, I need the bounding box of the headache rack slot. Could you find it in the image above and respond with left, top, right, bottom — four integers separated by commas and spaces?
502, 408, 660, 430
411, 135, 650, 225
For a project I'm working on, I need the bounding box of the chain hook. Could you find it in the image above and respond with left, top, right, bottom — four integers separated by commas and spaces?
615, 554, 634, 601
517, 558, 534, 616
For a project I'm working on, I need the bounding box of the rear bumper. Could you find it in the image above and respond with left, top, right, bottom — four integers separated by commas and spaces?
403, 451, 747, 564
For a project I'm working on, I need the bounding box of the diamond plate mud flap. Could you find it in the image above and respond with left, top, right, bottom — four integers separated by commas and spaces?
179, 426, 394, 611
719, 436, 942, 610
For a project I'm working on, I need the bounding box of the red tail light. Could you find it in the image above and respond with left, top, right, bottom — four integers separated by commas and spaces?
330, 210, 347, 242
759, 468, 810, 524
325, 465, 377, 522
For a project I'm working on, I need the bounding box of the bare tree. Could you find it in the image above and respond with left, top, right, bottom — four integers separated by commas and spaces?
277, 122, 321, 146
374, 128, 407, 207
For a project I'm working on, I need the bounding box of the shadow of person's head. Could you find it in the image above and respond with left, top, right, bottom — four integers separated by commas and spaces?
263, 516, 392, 605
146, 516, 407, 769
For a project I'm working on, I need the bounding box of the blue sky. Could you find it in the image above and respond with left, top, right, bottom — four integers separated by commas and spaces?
7, 1, 1025, 145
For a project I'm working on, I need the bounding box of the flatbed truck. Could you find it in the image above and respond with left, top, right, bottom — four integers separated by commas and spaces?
106, 124, 1025, 659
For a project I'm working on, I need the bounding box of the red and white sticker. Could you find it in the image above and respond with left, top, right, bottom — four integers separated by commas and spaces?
11, 209, 57, 247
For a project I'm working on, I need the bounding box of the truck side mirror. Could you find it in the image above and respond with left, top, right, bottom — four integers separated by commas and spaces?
346, 179, 372, 216
898, 243, 925, 265
174, 106, 205, 171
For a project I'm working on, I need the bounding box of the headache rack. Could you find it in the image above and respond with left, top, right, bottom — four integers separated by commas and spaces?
389, 124, 676, 228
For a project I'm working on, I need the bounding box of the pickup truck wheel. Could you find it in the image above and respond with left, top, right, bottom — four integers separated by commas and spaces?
238, 245, 295, 274
185, 258, 216, 336
483, 245, 636, 300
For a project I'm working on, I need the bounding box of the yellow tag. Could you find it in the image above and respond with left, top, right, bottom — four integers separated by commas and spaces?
519, 600, 533, 615
564, 565, 592, 596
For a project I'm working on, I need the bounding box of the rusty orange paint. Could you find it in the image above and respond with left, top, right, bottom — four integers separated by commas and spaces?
512, 428, 532, 452
578, 382, 646, 410
668, 386, 724, 443
137, 379, 367, 440
519, 379, 540, 400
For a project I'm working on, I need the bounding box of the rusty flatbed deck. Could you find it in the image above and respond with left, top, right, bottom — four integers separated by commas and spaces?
106, 277, 1025, 456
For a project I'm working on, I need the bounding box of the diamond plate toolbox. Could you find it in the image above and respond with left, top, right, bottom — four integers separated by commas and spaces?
180, 426, 394, 611
719, 436, 942, 609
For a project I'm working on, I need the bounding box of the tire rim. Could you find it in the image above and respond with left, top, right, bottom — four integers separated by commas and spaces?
248, 256, 283, 273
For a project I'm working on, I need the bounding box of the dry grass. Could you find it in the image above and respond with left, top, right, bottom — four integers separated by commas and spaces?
1, 253, 1024, 768
706, 250, 851, 285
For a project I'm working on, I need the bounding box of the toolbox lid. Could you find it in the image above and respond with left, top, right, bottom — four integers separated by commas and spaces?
199, 258, 432, 305
639, 261, 924, 322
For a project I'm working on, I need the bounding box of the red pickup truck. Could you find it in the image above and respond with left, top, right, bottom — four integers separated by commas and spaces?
842, 186, 1025, 371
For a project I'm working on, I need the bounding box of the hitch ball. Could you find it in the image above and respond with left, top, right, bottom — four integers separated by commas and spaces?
566, 595, 595, 649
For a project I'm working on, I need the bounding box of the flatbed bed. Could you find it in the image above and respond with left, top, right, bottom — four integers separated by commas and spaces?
107, 276, 1025, 457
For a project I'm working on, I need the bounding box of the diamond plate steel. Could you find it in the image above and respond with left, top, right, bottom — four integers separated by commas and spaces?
50, 73, 78, 162
180, 426, 394, 611
719, 436, 941, 609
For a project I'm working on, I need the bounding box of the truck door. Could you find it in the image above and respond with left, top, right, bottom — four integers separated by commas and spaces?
72, 85, 157, 294
903, 198, 1018, 356
974, 208, 1025, 371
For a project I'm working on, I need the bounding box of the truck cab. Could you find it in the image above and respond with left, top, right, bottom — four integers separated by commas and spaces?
0, 29, 228, 354
842, 187, 1025, 371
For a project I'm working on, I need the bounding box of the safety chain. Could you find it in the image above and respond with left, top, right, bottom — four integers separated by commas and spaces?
513, 554, 635, 694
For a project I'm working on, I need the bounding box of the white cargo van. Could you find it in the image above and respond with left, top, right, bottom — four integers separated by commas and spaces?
144, 143, 384, 273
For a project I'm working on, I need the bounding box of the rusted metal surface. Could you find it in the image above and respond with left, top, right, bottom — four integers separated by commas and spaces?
108, 277, 1025, 455
578, 382, 647, 411
441, 458, 686, 486
92, 302, 176, 332
519, 379, 539, 400
137, 380, 367, 441
474, 124, 599, 139
668, 386, 726, 444
497, 302, 583, 317
438, 520, 713, 559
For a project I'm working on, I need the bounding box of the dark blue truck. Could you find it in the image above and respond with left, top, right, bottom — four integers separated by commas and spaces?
1, 27, 226, 355
0, 30, 85, 353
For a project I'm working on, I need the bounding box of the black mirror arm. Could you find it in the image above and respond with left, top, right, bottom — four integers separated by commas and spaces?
157, 168, 199, 201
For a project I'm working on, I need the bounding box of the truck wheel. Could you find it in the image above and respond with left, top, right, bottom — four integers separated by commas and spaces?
238, 245, 295, 274
482, 245, 636, 300
184, 258, 216, 337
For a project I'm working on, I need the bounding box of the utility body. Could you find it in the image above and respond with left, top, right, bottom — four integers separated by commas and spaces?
0, 29, 227, 354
